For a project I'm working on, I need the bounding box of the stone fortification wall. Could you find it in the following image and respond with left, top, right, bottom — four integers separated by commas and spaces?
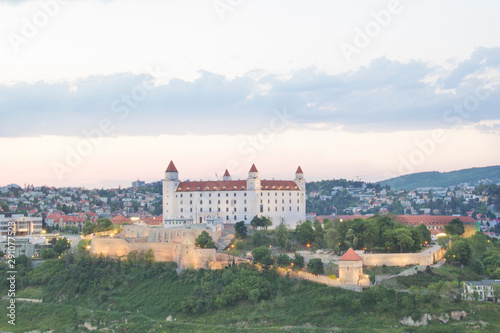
276, 268, 365, 292
90, 238, 176, 261
361, 245, 445, 267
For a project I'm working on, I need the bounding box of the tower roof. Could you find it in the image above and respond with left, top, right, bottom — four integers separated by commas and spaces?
296, 166, 303, 174
249, 164, 258, 173
339, 248, 363, 261
223, 169, 230, 177
165, 160, 178, 172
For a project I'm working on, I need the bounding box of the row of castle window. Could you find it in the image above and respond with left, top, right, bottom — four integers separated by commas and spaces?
179, 206, 300, 213
179, 199, 299, 205
177, 192, 301, 198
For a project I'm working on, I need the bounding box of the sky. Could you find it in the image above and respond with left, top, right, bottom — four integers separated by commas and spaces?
0, 0, 499, 189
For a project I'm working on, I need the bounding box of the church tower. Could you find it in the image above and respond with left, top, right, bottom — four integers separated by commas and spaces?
163, 161, 180, 220
294, 166, 305, 191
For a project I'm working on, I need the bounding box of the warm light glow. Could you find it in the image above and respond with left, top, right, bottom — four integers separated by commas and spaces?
307, 244, 310, 248
41, 230, 46, 234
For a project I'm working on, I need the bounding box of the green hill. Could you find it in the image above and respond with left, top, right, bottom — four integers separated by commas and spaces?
377, 166, 500, 190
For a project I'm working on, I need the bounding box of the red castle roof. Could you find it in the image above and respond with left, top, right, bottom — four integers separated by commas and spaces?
339, 248, 363, 261
223, 169, 230, 177
165, 160, 178, 172
296, 166, 303, 173
249, 164, 258, 172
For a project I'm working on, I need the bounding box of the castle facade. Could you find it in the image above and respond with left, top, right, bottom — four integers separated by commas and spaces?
162, 161, 306, 228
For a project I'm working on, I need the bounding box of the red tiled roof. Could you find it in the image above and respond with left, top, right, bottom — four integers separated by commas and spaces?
223, 169, 230, 177
165, 160, 178, 172
249, 164, 258, 172
176, 179, 299, 192
339, 248, 363, 261
396, 215, 477, 225
296, 166, 303, 173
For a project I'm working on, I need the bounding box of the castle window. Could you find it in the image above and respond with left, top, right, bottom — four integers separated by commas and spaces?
190, 194, 192, 197
275, 193, 277, 196
226, 208, 229, 212
297, 199, 299, 203
206, 187, 209, 190
275, 200, 277, 204
181, 201, 183, 204
234, 193, 237, 196
268, 207, 270, 211
289, 199, 291, 203
282, 199, 284, 203
244, 207, 247, 212
268, 193, 270, 196
200, 208, 203, 212
234, 215, 237, 220
197, 187, 200, 190
200, 200, 203, 204
209, 200, 211, 204
297, 207, 300, 211
218, 208, 221, 212
289, 207, 291, 211
190, 201, 192, 204
181, 194, 184, 197
244, 193, 247, 196
245, 215, 248, 220
233, 186, 237, 190
200, 193, 202, 197
282, 193, 284, 196
223, 186, 226, 190
226, 200, 229, 204
218, 193, 220, 197
190, 208, 193, 212
241, 186, 245, 190
226, 216, 229, 220
233, 208, 236, 212
187, 187, 190, 191
289, 193, 291, 196
275, 207, 277, 211
209, 193, 211, 197
218, 200, 220, 204
260, 205, 263, 213
226, 193, 228, 197
268, 200, 270, 204
282, 207, 284, 211
244, 200, 247, 204
209, 208, 212, 212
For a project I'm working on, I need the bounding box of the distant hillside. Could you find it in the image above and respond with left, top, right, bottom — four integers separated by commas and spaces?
377, 166, 500, 190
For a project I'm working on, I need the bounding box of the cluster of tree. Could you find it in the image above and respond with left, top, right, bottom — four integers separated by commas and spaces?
443, 232, 500, 278
82, 218, 114, 236
41, 237, 71, 259
251, 246, 324, 275
194, 231, 217, 249
250, 216, 272, 230
293, 215, 431, 254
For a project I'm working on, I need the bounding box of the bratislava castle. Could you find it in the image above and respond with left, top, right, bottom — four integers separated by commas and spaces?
162, 161, 306, 229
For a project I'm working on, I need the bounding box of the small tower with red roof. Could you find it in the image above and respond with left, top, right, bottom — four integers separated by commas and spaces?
294, 166, 305, 191
247, 164, 261, 190
338, 248, 365, 285
163, 161, 181, 222
223, 169, 231, 181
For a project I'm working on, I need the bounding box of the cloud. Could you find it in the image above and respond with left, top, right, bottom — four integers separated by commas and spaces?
1, 48, 499, 138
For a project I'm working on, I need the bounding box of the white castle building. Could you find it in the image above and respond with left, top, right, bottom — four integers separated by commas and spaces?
162, 161, 306, 229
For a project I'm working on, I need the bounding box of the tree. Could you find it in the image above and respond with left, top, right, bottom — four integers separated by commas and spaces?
82, 221, 96, 236
292, 253, 305, 270
0, 202, 10, 212
445, 239, 473, 265
195, 231, 216, 249
41, 248, 57, 259
275, 222, 290, 249
313, 220, 326, 248
234, 221, 247, 239
250, 216, 272, 230
493, 284, 500, 304
295, 221, 315, 245
416, 223, 431, 245
437, 235, 451, 250
444, 218, 465, 236
53, 237, 71, 255
276, 253, 291, 267
363, 222, 379, 252
307, 258, 324, 275
252, 246, 274, 270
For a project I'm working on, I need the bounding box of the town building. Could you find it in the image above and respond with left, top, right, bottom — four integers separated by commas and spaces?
0, 213, 42, 236
162, 161, 306, 229
462, 280, 500, 301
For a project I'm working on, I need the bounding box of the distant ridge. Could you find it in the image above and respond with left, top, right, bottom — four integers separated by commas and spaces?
376, 166, 500, 190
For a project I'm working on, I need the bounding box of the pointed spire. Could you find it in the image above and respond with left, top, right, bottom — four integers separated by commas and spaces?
296, 166, 303, 174
249, 164, 258, 173
223, 169, 230, 177
165, 160, 178, 172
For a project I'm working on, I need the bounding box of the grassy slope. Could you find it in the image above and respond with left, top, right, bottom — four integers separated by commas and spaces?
376, 166, 500, 190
